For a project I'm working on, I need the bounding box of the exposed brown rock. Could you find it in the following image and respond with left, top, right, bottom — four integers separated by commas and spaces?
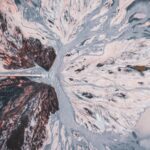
132, 65, 149, 72
0, 77, 59, 150
127, 65, 149, 73
0, 12, 56, 71
1, 37, 56, 71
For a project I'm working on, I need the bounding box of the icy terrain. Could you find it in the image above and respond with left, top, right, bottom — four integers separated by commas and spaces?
0, 0, 150, 149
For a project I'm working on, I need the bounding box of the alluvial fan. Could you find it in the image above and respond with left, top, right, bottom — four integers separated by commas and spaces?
0, 0, 150, 150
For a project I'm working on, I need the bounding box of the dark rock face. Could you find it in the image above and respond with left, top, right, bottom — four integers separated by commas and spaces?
0, 77, 59, 150
0, 12, 59, 150
0, 12, 56, 71
0, 12, 7, 32
126, 65, 150, 73
0, 35, 56, 71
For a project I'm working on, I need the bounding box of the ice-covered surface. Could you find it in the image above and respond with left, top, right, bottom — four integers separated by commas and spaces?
0, 0, 150, 149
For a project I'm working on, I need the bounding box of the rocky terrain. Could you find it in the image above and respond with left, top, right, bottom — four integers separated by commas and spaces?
0, 0, 150, 150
